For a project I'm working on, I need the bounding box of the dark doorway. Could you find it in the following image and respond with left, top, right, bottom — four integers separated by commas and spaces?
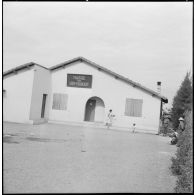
84, 99, 96, 121
41, 94, 47, 118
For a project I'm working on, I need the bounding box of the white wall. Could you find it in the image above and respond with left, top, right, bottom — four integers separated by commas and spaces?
49, 62, 161, 133
3, 69, 34, 124
29, 65, 51, 123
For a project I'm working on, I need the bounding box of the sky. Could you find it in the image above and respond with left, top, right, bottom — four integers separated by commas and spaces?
3, 2, 192, 108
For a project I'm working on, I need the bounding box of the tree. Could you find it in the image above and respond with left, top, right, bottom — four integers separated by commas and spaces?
171, 72, 192, 129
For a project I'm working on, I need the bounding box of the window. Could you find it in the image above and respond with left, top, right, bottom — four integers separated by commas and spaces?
52, 93, 68, 110
125, 98, 143, 117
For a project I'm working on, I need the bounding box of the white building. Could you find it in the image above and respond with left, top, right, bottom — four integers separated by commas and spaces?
3, 57, 168, 134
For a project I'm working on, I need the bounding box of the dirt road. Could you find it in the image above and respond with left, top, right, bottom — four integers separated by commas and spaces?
3, 122, 177, 193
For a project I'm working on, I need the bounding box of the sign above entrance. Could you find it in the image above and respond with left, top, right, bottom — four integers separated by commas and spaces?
67, 74, 92, 88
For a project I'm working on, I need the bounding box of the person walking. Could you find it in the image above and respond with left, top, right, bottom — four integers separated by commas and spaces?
106, 109, 115, 129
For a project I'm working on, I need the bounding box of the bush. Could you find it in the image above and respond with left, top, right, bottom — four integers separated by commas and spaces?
170, 111, 193, 193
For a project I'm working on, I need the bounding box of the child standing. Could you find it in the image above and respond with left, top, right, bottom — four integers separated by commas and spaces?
132, 123, 136, 133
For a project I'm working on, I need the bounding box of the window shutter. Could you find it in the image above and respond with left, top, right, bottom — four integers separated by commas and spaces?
125, 98, 143, 117
134, 99, 143, 117
52, 93, 68, 110
125, 98, 132, 116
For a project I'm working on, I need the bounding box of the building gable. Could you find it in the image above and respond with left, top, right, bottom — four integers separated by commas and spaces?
50, 57, 168, 103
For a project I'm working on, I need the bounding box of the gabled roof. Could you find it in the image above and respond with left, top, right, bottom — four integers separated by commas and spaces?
50, 56, 168, 103
3, 62, 49, 77
3, 57, 168, 103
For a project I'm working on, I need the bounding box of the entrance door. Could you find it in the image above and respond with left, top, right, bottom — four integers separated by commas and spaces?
84, 99, 96, 121
41, 94, 47, 118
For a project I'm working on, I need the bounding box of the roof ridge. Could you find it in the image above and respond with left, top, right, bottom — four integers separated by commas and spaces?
3, 62, 49, 76
76, 57, 165, 93
3, 57, 168, 103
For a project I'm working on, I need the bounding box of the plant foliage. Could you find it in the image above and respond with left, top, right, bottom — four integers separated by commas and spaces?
171, 72, 192, 129
171, 111, 193, 193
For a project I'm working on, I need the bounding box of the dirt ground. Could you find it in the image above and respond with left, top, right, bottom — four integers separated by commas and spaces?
3, 122, 177, 193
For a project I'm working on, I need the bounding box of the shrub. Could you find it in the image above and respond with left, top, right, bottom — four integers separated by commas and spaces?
170, 111, 193, 193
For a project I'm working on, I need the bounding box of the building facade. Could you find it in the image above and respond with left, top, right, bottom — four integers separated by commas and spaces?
3, 57, 168, 134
